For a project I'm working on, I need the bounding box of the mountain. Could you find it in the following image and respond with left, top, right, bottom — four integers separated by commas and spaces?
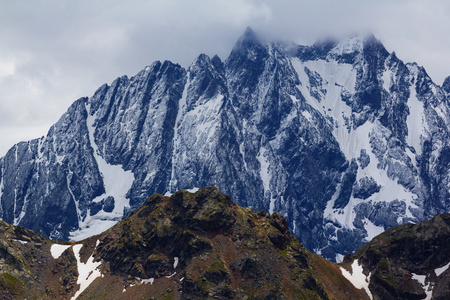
343, 213, 450, 300
0, 187, 367, 299
0, 27, 449, 261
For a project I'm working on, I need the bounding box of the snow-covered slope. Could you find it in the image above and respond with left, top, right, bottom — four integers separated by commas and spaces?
0, 28, 449, 261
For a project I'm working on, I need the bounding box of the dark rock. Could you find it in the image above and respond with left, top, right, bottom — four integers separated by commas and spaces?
358, 149, 370, 169
353, 176, 381, 199
103, 196, 115, 213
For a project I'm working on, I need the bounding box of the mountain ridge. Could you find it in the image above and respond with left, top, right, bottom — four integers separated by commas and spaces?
0, 28, 449, 261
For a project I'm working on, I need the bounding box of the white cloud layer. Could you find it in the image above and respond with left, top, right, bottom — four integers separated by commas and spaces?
0, 0, 449, 155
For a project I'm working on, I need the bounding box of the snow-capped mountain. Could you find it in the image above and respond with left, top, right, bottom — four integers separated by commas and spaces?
0, 27, 449, 261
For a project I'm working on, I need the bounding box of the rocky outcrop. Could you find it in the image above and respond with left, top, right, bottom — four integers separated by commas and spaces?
91, 187, 365, 299
0, 220, 78, 299
344, 213, 450, 300
0, 188, 366, 299
1, 187, 450, 299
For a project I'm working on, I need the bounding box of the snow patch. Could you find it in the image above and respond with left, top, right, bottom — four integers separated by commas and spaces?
71, 243, 102, 300
335, 254, 344, 263
381, 69, 392, 92
50, 244, 71, 259
164, 188, 198, 197
329, 37, 363, 57
257, 146, 275, 214
324, 180, 358, 230
412, 273, 432, 300
340, 260, 372, 299
406, 85, 426, 156
363, 218, 385, 241
13, 239, 28, 245
70, 219, 118, 242
257, 147, 270, 196
136, 277, 154, 285
86, 104, 135, 211
325, 121, 420, 222
292, 56, 415, 220
435, 262, 450, 277
301, 110, 312, 122
169, 74, 190, 191
55, 154, 65, 165
173, 257, 179, 269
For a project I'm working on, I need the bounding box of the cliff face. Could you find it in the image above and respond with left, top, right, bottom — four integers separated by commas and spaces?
1, 28, 449, 261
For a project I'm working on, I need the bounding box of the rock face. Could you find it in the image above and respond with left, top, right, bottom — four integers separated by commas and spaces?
344, 213, 450, 300
0, 187, 367, 299
0, 220, 78, 299
0, 28, 449, 261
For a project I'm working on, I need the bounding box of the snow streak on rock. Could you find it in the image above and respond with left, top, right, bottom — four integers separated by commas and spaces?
71, 243, 102, 300
68, 104, 135, 241
340, 260, 373, 300
412, 273, 432, 300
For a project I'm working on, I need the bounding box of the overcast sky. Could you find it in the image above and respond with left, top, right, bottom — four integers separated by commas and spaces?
1, 0, 449, 156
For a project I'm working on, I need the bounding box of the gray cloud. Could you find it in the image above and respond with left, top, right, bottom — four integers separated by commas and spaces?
0, 0, 449, 155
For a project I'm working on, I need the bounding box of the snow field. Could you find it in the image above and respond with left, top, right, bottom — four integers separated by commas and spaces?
405, 85, 426, 156
293, 55, 419, 237
69, 103, 135, 241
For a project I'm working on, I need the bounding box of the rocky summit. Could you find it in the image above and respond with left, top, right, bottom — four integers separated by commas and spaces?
0, 187, 366, 299
0, 27, 449, 261
343, 213, 450, 300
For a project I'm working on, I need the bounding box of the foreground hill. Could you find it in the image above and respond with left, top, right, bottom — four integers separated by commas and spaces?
1, 187, 449, 299
1, 28, 449, 261
344, 213, 450, 300
0, 187, 366, 299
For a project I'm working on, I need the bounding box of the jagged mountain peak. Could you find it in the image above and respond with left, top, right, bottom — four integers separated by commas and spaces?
0, 28, 449, 264
227, 26, 266, 60
361, 33, 389, 58
442, 75, 450, 93
239, 26, 260, 44
295, 32, 388, 63
189, 53, 216, 73
189, 53, 225, 77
